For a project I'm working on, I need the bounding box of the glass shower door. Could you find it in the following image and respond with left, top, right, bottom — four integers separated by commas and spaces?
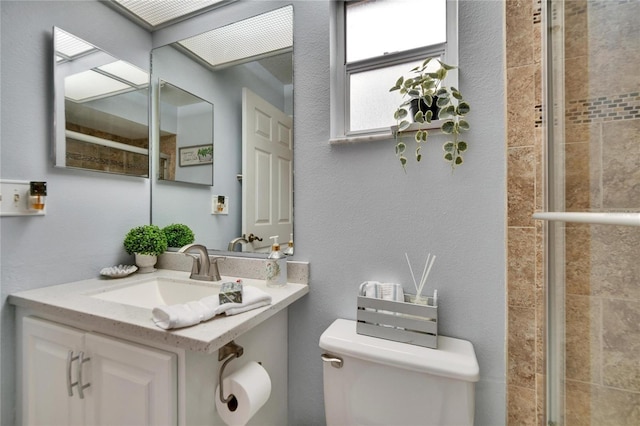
537, 1, 640, 425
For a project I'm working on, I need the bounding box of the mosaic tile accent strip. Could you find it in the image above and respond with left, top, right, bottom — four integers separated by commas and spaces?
566, 92, 640, 125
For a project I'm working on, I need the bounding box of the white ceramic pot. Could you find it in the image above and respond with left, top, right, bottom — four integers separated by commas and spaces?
134, 253, 157, 273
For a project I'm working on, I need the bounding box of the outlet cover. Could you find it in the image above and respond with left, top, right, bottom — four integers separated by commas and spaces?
0, 180, 46, 216
212, 195, 228, 215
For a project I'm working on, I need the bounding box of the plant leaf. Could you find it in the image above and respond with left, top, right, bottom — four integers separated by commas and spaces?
436, 96, 450, 107
444, 152, 453, 161
399, 156, 407, 167
457, 102, 471, 115
457, 141, 468, 152
443, 142, 455, 152
451, 88, 462, 100
458, 120, 470, 131
441, 120, 455, 134
439, 61, 457, 71
436, 87, 448, 97
394, 108, 408, 120
398, 120, 411, 131
414, 110, 425, 123
455, 155, 464, 165
395, 142, 406, 155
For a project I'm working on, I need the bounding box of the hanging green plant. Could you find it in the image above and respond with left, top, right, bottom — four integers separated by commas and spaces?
390, 58, 471, 170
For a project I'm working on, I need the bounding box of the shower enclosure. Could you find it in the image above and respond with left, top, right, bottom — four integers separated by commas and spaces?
536, 1, 640, 424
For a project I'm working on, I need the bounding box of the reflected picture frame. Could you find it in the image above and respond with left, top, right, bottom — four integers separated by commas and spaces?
179, 144, 213, 167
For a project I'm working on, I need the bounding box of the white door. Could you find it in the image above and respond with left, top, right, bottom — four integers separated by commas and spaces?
242, 88, 293, 251
84, 333, 177, 426
22, 317, 85, 426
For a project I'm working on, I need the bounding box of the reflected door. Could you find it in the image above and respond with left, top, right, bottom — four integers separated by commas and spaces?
242, 88, 293, 252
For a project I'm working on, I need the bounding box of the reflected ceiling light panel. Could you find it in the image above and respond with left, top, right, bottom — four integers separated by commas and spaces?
55, 29, 96, 60
112, 0, 227, 27
64, 70, 131, 102
98, 60, 149, 86
178, 5, 292, 68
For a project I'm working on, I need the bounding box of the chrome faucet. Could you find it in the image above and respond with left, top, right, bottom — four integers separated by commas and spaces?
227, 236, 248, 252
178, 244, 224, 281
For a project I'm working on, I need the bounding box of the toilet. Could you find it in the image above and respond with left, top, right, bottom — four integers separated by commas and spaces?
319, 319, 480, 426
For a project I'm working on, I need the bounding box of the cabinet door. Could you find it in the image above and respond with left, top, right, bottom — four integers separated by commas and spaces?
22, 317, 85, 425
84, 333, 177, 426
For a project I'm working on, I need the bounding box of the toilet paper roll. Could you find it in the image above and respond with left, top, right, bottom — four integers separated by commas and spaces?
215, 361, 272, 426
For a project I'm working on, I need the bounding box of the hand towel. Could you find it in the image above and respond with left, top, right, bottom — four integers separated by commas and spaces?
152, 295, 220, 329
359, 281, 404, 301
152, 286, 272, 330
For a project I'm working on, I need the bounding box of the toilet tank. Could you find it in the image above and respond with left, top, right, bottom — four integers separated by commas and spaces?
319, 319, 479, 426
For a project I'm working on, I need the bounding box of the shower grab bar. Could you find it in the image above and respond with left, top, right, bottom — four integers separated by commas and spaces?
533, 212, 640, 227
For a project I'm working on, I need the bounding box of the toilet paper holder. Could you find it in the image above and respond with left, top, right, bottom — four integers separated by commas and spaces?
218, 341, 244, 405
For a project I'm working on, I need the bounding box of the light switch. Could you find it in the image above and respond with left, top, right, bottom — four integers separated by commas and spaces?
0, 180, 46, 216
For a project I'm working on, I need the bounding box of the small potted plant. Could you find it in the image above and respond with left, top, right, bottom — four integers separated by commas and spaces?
162, 223, 195, 248
390, 58, 470, 170
123, 225, 168, 273
197, 146, 213, 162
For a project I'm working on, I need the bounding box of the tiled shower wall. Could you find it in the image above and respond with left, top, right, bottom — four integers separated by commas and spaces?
561, 1, 640, 425
507, 0, 640, 425
506, 0, 545, 424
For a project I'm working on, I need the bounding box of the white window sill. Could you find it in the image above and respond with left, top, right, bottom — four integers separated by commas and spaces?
330, 121, 443, 145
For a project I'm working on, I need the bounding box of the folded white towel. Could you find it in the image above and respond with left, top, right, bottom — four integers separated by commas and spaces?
359, 281, 404, 302
152, 286, 272, 330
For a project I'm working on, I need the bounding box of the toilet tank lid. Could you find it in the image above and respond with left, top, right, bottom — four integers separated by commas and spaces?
319, 319, 479, 382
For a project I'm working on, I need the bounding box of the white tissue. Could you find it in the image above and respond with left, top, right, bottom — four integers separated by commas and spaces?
215, 361, 271, 426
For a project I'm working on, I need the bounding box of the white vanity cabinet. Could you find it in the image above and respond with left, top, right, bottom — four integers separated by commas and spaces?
21, 316, 177, 426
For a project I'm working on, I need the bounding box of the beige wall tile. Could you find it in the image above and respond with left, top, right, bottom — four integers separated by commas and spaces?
508, 227, 537, 307
507, 65, 536, 147
508, 384, 537, 426
508, 146, 536, 227
506, 0, 534, 68
602, 298, 640, 393
601, 119, 640, 209
508, 305, 537, 388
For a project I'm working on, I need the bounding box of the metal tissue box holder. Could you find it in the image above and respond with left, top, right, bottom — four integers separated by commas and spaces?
356, 292, 438, 349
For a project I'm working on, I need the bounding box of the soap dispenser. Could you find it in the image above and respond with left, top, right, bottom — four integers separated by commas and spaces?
265, 236, 287, 287
283, 233, 294, 256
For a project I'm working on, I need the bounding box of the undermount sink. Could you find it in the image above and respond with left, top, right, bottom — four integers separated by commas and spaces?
91, 277, 220, 309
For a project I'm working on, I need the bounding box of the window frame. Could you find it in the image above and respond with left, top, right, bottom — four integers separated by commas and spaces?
330, 0, 459, 143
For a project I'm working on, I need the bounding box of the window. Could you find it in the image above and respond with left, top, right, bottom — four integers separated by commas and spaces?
331, 0, 458, 142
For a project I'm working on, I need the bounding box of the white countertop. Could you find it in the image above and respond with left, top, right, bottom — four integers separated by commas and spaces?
8, 269, 309, 354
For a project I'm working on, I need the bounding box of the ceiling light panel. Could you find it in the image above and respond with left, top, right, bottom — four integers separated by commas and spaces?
98, 61, 149, 86
113, 0, 226, 27
64, 70, 132, 102
178, 5, 293, 68
56, 29, 96, 60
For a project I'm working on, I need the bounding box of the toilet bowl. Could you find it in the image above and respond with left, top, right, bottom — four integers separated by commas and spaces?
319, 319, 479, 426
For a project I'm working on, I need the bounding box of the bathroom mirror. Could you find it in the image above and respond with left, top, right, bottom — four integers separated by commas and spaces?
151, 5, 293, 253
158, 80, 214, 186
53, 27, 150, 177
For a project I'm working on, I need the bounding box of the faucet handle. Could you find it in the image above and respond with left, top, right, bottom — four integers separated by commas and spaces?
184, 254, 200, 276
208, 256, 225, 281
245, 233, 263, 243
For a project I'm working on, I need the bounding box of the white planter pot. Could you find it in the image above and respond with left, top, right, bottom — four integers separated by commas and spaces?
134, 253, 157, 273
